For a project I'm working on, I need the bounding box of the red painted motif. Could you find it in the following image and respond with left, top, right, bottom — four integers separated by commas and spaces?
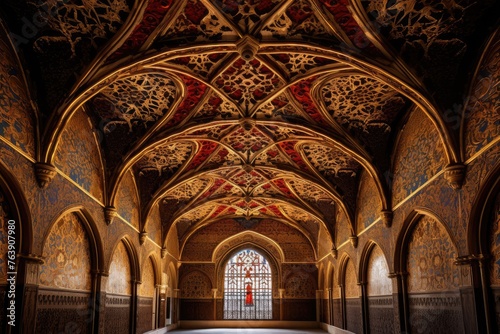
199, 178, 226, 200
110, 0, 174, 61
185, 140, 218, 171
272, 179, 296, 199
289, 77, 327, 125
166, 75, 207, 127
278, 141, 311, 173
318, 0, 380, 54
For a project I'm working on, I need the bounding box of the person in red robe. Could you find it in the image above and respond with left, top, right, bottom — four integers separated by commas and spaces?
245, 283, 253, 306
245, 268, 253, 306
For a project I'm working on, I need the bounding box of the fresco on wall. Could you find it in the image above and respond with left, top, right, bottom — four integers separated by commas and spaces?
0, 187, 12, 283
489, 191, 500, 285
39, 213, 92, 290
336, 208, 351, 246
139, 258, 156, 297
407, 215, 459, 292
357, 171, 381, 232
344, 259, 358, 298
464, 33, 500, 160
115, 170, 139, 229
367, 245, 392, 296
55, 108, 104, 202
180, 270, 212, 299
0, 27, 35, 158
0, 140, 109, 256
392, 108, 446, 205
107, 241, 132, 295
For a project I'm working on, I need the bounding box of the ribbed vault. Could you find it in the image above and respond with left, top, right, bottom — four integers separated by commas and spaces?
2, 0, 496, 261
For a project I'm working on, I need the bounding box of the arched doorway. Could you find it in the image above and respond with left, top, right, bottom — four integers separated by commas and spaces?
223, 249, 272, 320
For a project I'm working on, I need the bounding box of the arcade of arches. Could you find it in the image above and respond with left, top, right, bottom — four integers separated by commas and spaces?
0, 1, 499, 334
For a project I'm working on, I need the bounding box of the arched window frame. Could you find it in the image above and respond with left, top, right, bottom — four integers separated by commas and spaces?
222, 248, 273, 320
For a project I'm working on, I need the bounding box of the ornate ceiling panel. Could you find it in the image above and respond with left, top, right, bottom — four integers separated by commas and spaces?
163, 178, 211, 202
170, 53, 229, 81
221, 125, 273, 156
302, 143, 360, 178
9, 0, 495, 262
91, 73, 177, 132
136, 141, 193, 175
212, 0, 283, 32
213, 58, 285, 112
361, 0, 498, 107
255, 94, 308, 121
320, 75, 406, 134
110, 0, 174, 60
88, 72, 178, 170
270, 53, 336, 80
2, 0, 133, 112
260, 0, 340, 45
158, 0, 238, 47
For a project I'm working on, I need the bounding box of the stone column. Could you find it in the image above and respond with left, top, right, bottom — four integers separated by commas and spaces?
359, 281, 368, 334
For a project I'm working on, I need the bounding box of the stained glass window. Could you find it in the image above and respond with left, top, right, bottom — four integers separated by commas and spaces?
223, 249, 272, 319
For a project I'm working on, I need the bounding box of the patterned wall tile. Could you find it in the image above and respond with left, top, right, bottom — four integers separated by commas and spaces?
407, 216, 459, 292
392, 108, 446, 205
317, 225, 333, 260
367, 245, 392, 296
345, 259, 359, 298
357, 171, 381, 232
116, 170, 139, 229
107, 241, 131, 295
284, 270, 316, 299
336, 208, 351, 246
139, 258, 156, 297
0, 26, 35, 157
39, 213, 92, 290
179, 270, 212, 299
147, 204, 162, 246
55, 108, 104, 202
464, 31, 500, 159
166, 224, 180, 259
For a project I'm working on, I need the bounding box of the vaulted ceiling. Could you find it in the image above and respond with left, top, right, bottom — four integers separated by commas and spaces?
2, 0, 498, 258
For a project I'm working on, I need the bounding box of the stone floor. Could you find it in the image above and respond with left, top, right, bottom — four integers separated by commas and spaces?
169, 329, 327, 334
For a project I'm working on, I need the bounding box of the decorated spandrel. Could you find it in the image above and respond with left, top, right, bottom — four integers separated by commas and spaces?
224, 249, 272, 319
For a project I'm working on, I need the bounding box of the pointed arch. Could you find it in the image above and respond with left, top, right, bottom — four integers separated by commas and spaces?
0, 162, 33, 256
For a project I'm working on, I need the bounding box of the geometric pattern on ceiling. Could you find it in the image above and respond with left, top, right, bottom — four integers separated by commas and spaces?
11, 0, 496, 254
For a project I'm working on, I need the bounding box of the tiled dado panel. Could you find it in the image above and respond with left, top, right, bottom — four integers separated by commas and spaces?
367, 296, 394, 334
35, 288, 92, 333
345, 298, 362, 334
137, 297, 154, 334
408, 292, 464, 334
333, 298, 342, 328
104, 294, 131, 334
